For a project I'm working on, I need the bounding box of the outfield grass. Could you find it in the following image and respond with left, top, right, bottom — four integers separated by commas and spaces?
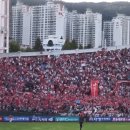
0, 122, 130, 130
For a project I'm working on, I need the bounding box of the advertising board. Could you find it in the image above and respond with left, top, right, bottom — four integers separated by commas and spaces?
3, 116, 30, 122
55, 116, 79, 122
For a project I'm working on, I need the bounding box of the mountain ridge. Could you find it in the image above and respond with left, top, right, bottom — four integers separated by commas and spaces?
11, 0, 130, 20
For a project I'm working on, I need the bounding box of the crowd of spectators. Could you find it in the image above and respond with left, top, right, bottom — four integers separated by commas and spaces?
0, 48, 130, 117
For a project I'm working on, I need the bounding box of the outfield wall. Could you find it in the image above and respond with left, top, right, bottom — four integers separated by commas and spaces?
0, 45, 130, 58
1, 116, 130, 122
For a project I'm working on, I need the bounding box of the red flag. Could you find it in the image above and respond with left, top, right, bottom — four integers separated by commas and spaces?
91, 80, 99, 97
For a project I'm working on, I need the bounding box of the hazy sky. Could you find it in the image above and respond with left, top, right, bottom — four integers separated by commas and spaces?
64, 0, 130, 3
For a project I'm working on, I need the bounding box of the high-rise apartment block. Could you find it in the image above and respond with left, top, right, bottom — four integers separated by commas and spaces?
0, 0, 10, 53
103, 21, 113, 47
103, 14, 130, 47
66, 9, 102, 48
78, 9, 102, 48
31, 1, 67, 49
66, 10, 79, 44
113, 14, 130, 46
11, 1, 31, 47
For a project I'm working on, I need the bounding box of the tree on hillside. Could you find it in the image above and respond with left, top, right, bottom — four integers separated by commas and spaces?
12, 0, 130, 21
9, 40, 20, 52
33, 37, 43, 51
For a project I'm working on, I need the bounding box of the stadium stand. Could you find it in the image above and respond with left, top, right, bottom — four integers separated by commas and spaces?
0, 48, 130, 117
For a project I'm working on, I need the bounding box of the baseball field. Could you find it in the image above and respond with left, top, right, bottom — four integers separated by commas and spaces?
0, 122, 130, 130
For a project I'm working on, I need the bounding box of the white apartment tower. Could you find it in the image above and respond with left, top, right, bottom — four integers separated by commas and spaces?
22, 6, 32, 47
66, 10, 79, 43
68, 9, 102, 48
0, 0, 9, 53
103, 14, 130, 47
31, 0, 67, 48
11, 1, 23, 44
103, 21, 113, 47
112, 14, 130, 46
11, 1, 31, 47
94, 12, 102, 48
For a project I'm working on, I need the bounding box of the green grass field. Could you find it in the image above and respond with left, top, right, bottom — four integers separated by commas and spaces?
0, 122, 130, 130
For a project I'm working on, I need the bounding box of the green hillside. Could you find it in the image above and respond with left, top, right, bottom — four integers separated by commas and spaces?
11, 0, 130, 20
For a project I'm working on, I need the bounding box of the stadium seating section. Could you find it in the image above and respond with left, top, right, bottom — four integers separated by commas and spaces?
0, 48, 130, 117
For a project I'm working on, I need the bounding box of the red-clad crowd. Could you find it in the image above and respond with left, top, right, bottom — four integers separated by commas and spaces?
0, 48, 130, 117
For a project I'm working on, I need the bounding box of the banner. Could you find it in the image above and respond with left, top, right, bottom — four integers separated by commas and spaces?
91, 80, 99, 97
2, 116, 78, 122
55, 116, 79, 122
3, 116, 30, 122
2, 116, 130, 122
31, 116, 54, 122
112, 117, 130, 122
89, 117, 112, 122
89, 117, 130, 122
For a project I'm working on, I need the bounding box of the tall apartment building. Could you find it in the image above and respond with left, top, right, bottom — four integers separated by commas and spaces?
66, 10, 79, 43
11, 1, 23, 44
11, 1, 31, 47
103, 21, 113, 47
103, 14, 130, 47
0, 0, 10, 53
22, 5, 32, 47
9, 0, 12, 38
31, 0, 67, 48
113, 14, 130, 46
67, 9, 102, 48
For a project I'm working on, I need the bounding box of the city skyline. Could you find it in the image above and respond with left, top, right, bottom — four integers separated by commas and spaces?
11, 0, 130, 51
11, 1, 102, 49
